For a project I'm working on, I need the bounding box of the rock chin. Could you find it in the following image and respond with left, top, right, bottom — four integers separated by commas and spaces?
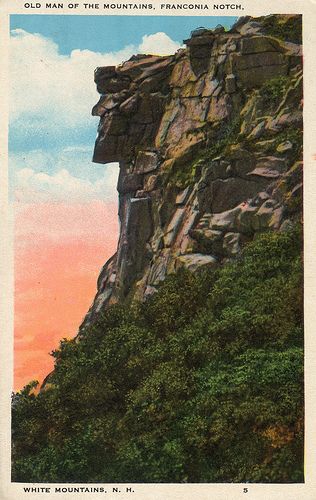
79, 14, 303, 332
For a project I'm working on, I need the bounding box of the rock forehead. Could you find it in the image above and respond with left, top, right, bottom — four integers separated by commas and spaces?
93, 54, 175, 164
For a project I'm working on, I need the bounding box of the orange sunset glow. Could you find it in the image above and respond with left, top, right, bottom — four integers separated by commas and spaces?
14, 200, 119, 391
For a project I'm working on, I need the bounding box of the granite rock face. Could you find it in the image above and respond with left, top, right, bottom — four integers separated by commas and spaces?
81, 15, 302, 329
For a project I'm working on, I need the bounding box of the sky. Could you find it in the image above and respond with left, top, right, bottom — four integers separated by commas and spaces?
10, 14, 237, 390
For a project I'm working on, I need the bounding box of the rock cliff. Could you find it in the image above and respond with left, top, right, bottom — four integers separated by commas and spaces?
81, 15, 302, 329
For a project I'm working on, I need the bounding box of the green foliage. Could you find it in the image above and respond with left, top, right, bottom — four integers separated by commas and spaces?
277, 128, 302, 153
12, 226, 304, 483
259, 76, 289, 109
261, 15, 302, 44
202, 116, 243, 161
168, 116, 242, 189
168, 157, 203, 190
256, 128, 303, 164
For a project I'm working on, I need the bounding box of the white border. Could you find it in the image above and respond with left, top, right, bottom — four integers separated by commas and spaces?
1, 1, 316, 499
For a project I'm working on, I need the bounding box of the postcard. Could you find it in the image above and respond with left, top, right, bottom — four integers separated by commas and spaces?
0, 0, 316, 498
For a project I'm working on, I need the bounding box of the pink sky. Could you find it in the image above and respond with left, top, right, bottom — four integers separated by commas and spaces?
14, 200, 118, 391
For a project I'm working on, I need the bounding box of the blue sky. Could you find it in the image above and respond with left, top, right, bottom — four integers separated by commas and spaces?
10, 15, 237, 203
10, 15, 237, 55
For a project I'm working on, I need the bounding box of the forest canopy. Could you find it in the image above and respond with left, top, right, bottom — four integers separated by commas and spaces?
12, 225, 304, 483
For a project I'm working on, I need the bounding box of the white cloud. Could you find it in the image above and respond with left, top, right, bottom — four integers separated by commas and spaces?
14, 164, 119, 204
139, 32, 183, 55
10, 28, 135, 128
10, 29, 181, 131
10, 29, 181, 204
10, 147, 101, 181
